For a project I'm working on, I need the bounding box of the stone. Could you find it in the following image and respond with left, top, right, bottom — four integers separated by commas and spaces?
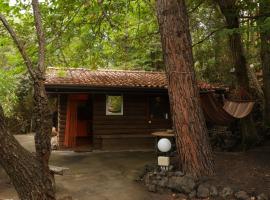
148, 184, 157, 192
189, 190, 196, 199
180, 175, 197, 194
151, 179, 158, 185
209, 185, 218, 196
220, 187, 234, 198
160, 171, 166, 176
144, 174, 151, 185
168, 175, 196, 194
197, 184, 210, 198
257, 193, 269, 200
235, 191, 249, 200
157, 177, 169, 187
168, 165, 174, 171
168, 176, 178, 188
174, 171, 185, 177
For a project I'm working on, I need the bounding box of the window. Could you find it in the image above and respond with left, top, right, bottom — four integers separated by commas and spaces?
106, 95, 123, 115
149, 96, 170, 120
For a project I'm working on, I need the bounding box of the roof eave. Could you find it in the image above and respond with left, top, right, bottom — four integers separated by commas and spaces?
45, 84, 168, 93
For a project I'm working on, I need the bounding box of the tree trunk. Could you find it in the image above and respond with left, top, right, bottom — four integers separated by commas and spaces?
216, 0, 259, 148
259, 0, 270, 129
156, 0, 214, 177
0, 0, 56, 198
0, 106, 55, 199
218, 1, 249, 88
33, 79, 55, 197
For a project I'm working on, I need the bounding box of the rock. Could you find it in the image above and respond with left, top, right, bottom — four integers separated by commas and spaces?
169, 165, 174, 171
167, 171, 184, 177
148, 184, 157, 192
174, 171, 185, 177
157, 177, 169, 187
168, 175, 196, 194
257, 193, 269, 200
209, 185, 218, 196
144, 174, 151, 185
168, 172, 175, 177
151, 179, 158, 185
235, 191, 249, 200
220, 187, 234, 198
160, 171, 166, 176
180, 175, 197, 194
189, 190, 196, 199
197, 184, 210, 198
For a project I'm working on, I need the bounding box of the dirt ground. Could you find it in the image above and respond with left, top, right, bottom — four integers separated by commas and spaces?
211, 146, 270, 195
0, 134, 269, 200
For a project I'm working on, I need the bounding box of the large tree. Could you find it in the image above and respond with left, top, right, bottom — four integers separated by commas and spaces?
0, 0, 55, 199
156, 0, 214, 177
215, 0, 259, 148
259, 0, 270, 130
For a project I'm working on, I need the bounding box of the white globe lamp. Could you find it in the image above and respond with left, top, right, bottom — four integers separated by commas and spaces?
157, 138, 172, 153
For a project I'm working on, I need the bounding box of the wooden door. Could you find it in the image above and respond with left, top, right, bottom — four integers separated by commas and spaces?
64, 94, 91, 148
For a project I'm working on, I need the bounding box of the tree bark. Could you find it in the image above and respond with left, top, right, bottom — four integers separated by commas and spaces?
259, 0, 270, 129
156, 0, 214, 177
0, 106, 55, 199
32, 0, 54, 192
216, 0, 250, 88
0, 0, 56, 199
216, 0, 259, 148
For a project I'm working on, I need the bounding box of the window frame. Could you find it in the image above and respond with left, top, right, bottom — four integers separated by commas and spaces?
105, 94, 124, 116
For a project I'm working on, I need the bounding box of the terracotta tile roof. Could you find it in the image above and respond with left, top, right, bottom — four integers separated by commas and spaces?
45, 67, 225, 91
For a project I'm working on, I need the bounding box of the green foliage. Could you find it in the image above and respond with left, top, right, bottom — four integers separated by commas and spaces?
42, 0, 162, 70
189, 0, 234, 84
0, 66, 25, 115
1, 0, 269, 118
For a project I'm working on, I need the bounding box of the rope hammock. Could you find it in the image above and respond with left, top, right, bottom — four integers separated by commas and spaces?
200, 93, 255, 125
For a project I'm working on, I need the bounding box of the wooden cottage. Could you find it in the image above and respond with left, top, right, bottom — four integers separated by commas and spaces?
45, 67, 224, 150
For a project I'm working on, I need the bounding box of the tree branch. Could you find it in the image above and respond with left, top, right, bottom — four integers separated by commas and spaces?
192, 26, 225, 47
32, 0, 46, 76
188, 0, 204, 14
240, 12, 270, 20
0, 14, 35, 79
48, 1, 85, 45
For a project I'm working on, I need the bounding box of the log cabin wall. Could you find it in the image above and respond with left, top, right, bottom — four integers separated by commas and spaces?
92, 93, 172, 150
57, 92, 172, 150
57, 94, 68, 148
